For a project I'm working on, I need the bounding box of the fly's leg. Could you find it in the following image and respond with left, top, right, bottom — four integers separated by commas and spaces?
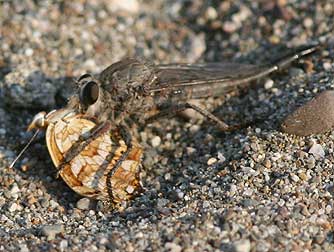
57, 121, 112, 176
56, 119, 134, 203
184, 103, 230, 130
106, 124, 133, 202
146, 102, 230, 131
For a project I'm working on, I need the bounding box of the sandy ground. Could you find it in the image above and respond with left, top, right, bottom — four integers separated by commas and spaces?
0, 1, 333, 251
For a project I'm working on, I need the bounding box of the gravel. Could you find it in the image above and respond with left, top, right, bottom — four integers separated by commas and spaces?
0, 0, 334, 252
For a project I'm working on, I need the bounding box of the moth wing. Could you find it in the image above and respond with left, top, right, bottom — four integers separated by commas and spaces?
45, 114, 143, 202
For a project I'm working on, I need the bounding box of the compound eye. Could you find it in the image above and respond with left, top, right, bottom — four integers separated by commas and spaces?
79, 81, 99, 108
77, 73, 92, 83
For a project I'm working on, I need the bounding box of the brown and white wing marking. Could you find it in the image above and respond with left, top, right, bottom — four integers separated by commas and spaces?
45, 114, 143, 202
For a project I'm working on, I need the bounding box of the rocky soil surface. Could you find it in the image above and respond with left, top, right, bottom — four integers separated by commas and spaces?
0, 1, 333, 251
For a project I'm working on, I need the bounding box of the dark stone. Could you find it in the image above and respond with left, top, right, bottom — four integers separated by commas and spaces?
281, 90, 334, 136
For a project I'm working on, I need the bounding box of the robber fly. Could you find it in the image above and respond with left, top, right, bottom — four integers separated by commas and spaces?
25, 44, 317, 202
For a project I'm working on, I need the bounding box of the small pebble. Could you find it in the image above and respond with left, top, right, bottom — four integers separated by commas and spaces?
263, 159, 272, 169
8, 202, 21, 212
298, 172, 308, 181
205, 7, 218, 20
323, 62, 332, 71
264, 79, 274, 89
41, 224, 64, 240
309, 143, 325, 159
186, 147, 196, 155
126, 185, 135, 194
76, 198, 92, 210
233, 239, 251, 252
9, 183, 20, 199
177, 191, 184, 199
109, 0, 139, 13
290, 173, 300, 182
217, 152, 226, 162
59, 240, 68, 250
207, 157, 217, 165
151, 136, 161, 147
164, 242, 182, 252
189, 124, 200, 133
203, 201, 210, 208
19, 243, 29, 252
303, 17, 313, 28
49, 200, 59, 209
307, 156, 316, 168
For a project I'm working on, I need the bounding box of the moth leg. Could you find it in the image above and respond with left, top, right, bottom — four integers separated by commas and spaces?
106, 123, 133, 202
146, 102, 229, 131
57, 121, 112, 176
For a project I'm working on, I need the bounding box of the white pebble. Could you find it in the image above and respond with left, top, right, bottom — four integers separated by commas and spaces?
230, 184, 237, 194
59, 240, 68, 250
290, 173, 300, 182
206, 7, 218, 20
189, 124, 200, 133
244, 188, 253, 196
177, 191, 184, 199
309, 143, 325, 159
8, 202, 20, 212
203, 201, 210, 208
186, 147, 196, 155
151, 136, 161, 147
207, 157, 217, 165
233, 239, 251, 252
49, 200, 59, 208
217, 152, 226, 162
10, 183, 20, 195
165, 242, 182, 252
323, 62, 332, 71
271, 152, 282, 161
264, 79, 274, 89
109, 0, 139, 13
164, 173, 171, 181
126, 185, 135, 194
25, 48, 33, 56
303, 17, 313, 28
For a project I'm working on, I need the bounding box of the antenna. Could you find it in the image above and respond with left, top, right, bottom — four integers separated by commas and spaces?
9, 129, 40, 169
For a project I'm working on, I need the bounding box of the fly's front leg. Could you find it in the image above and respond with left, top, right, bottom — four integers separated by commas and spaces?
146, 102, 230, 131
57, 121, 112, 176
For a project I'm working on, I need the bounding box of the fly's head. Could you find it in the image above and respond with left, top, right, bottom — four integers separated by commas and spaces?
76, 73, 113, 122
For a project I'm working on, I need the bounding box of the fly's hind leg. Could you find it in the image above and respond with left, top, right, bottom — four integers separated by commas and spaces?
146, 102, 230, 131
105, 123, 133, 202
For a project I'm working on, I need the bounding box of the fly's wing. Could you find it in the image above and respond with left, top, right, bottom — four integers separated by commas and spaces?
148, 62, 268, 99
147, 44, 318, 99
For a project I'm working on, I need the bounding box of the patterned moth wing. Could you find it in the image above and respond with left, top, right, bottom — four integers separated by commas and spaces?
45, 113, 143, 203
